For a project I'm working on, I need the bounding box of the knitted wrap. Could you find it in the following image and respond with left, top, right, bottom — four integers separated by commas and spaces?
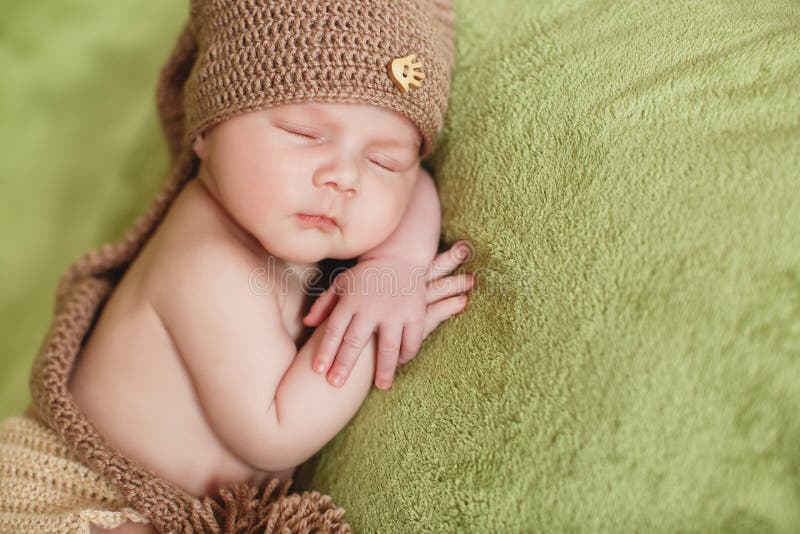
27, 0, 456, 532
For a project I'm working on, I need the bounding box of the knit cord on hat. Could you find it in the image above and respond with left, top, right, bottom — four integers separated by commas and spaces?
156, 20, 198, 162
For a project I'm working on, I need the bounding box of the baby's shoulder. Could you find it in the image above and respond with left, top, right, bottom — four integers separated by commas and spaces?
140, 183, 276, 311
143, 228, 289, 350
148, 229, 269, 303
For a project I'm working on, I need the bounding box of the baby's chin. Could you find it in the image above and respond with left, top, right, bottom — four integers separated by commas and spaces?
262, 240, 338, 266
267, 247, 323, 266
260, 228, 389, 265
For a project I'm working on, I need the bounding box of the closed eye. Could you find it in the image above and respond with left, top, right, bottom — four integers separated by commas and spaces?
275, 121, 319, 140
369, 152, 418, 173
369, 158, 397, 172
284, 128, 318, 140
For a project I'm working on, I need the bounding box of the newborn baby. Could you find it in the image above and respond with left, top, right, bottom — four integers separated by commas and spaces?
4, 1, 460, 531
69, 101, 472, 534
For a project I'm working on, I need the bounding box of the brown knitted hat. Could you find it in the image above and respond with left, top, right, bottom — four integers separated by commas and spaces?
27, 1, 456, 532
160, 0, 457, 160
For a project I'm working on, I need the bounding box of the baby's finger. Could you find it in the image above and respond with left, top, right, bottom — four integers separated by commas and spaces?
426, 240, 473, 283
399, 319, 425, 364
423, 295, 468, 338
303, 287, 339, 327
327, 313, 375, 388
426, 273, 474, 305
375, 322, 403, 389
312, 307, 353, 374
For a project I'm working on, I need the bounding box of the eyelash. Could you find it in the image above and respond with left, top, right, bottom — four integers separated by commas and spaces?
369, 159, 397, 172
283, 127, 318, 140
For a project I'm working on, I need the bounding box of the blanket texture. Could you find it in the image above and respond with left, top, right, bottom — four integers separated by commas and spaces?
295, 1, 800, 532
1, 0, 799, 532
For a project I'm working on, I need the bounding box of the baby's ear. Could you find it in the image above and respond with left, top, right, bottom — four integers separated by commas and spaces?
192, 133, 208, 160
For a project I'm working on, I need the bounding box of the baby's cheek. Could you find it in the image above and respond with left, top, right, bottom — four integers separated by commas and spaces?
228, 190, 264, 230
365, 197, 406, 243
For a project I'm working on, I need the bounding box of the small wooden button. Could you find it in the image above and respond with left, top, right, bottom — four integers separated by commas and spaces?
387, 54, 426, 94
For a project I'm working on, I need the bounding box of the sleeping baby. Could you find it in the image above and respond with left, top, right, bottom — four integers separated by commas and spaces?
70, 99, 471, 533
2, 0, 463, 533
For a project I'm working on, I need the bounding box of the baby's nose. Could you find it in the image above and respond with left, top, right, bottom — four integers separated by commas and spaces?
313, 160, 360, 195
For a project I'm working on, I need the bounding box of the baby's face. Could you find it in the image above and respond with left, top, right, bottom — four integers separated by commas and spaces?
193, 101, 422, 265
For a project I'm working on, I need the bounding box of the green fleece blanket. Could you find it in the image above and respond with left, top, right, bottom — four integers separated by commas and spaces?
1, 1, 798, 532
0, 1, 186, 415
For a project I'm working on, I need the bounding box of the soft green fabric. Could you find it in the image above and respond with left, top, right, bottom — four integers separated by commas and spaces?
2, 1, 799, 533
298, 1, 800, 532
0, 2, 185, 416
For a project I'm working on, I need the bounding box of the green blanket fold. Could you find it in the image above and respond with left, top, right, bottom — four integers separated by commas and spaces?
2, 0, 799, 532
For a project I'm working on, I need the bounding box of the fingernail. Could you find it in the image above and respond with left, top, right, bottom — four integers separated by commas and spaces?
331, 373, 343, 387
457, 242, 471, 257
314, 361, 326, 373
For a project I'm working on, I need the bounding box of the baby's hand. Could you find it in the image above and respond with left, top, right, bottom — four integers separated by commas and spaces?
304, 241, 474, 389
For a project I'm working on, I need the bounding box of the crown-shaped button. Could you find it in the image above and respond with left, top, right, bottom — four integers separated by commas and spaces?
387, 54, 426, 94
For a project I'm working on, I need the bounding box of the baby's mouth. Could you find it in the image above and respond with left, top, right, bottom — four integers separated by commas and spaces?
295, 213, 339, 232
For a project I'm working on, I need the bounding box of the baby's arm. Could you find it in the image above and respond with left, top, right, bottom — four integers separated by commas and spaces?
265, 317, 376, 469
153, 237, 374, 472
252, 257, 468, 470
153, 235, 468, 474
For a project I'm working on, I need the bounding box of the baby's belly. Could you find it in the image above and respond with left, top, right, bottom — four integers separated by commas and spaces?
68, 284, 286, 497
